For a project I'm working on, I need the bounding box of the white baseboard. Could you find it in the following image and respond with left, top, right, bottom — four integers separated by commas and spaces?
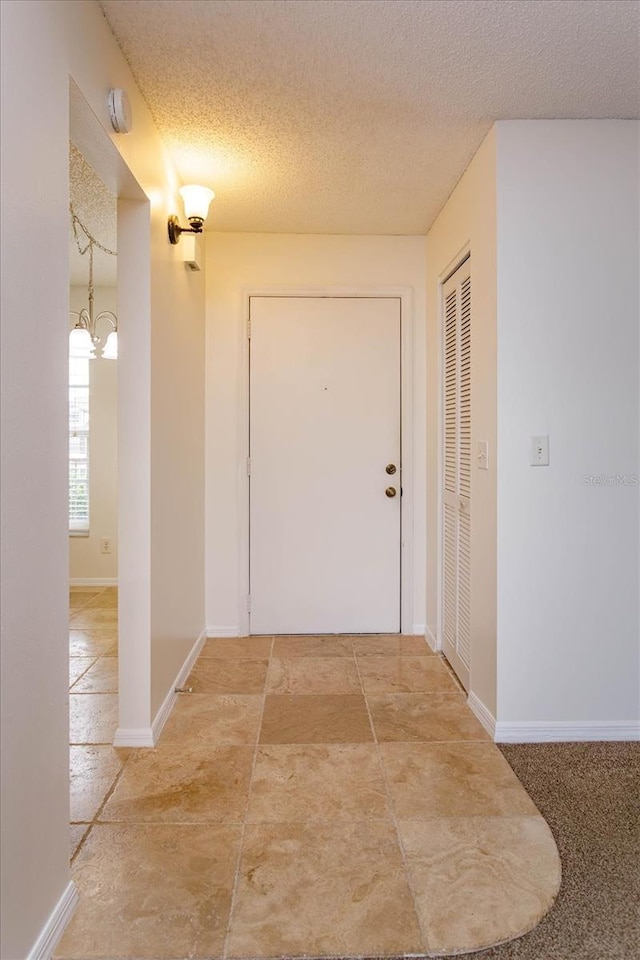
113, 726, 155, 747
112, 629, 207, 748
27, 881, 78, 960
495, 720, 640, 743
207, 625, 240, 638
69, 578, 118, 587
410, 623, 426, 636
467, 691, 497, 739
465, 697, 639, 743
424, 625, 439, 652
151, 628, 207, 743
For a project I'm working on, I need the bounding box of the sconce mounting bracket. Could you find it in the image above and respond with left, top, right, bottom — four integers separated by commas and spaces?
168, 215, 204, 245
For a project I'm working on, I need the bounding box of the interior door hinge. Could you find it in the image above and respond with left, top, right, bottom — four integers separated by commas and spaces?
247, 319, 251, 339
246, 594, 251, 613
246, 457, 252, 476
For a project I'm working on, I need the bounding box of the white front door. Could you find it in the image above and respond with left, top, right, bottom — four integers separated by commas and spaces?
249, 296, 401, 635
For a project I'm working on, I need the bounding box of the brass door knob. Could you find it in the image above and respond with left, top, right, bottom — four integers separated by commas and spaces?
385, 486, 397, 498
385, 463, 397, 475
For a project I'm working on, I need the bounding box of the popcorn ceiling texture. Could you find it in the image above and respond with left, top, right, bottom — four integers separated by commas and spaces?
99, 0, 639, 235
69, 143, 117, 286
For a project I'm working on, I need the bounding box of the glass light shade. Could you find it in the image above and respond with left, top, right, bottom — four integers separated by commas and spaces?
69, 326, 94, 359
102, 330, 118, 360
179, 184, 215, 222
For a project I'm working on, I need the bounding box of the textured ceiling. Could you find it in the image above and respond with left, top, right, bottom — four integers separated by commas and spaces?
99, 0, 639, 235
69, 142, 117, 286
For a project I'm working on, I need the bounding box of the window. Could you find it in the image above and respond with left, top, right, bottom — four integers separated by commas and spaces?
69, 356, 90, 534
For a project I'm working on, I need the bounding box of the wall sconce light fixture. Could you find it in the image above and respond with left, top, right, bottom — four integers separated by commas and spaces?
168, 185, 215, 244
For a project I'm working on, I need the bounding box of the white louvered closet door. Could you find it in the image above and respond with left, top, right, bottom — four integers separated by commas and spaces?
442, 259, 471, 689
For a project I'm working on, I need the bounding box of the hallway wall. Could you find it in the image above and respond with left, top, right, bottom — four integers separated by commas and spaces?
0, 2, 205, 956
426, 120, 639, 734
495, 120, 639, 730
204, 233, 427, 637
425, 128, 498, 717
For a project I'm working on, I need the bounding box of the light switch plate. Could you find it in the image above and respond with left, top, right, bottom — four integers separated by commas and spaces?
477, 440, 489, 470
531, 435, 549, 466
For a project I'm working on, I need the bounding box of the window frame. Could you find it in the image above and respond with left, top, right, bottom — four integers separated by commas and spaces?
69, 355, 90, 536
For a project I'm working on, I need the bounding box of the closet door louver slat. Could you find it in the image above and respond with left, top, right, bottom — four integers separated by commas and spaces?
441, 262, 471, 687
459, 276, 472, 503
443, 501, 458, 649
457, 510, 471, 667
444, 289, 458, 496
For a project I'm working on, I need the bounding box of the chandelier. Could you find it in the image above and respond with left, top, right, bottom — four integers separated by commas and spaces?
69, 205, 118, 360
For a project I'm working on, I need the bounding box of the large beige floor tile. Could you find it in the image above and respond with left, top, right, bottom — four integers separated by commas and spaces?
399, 816, 561, 954
70, 745, 125, 822
159, 694, 263, 746
69, 629, 116, 657
187, 657, 268, 693
358, 655, 460, 694
260, 694, 373, 744
56, 823, 242, 959
70, 694, 119, 744
368, 692, 490, 742
69, 590, 101, 610
266, 656, 361, 694
69, 657, 96, 687
82, 591, 118, 609
100, 744, 254, 823
70, 824, 89, 861
380, 742, 538, 819
200, 636, 273, 658
352, 635, 435, 657
70, 608, 118, 628
247, 744, 389, 822
226, 821, 423, 958
71, 656, 118, 693
272, 635, 354, 657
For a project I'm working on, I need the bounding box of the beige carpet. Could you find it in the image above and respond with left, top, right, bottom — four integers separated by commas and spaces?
433, 741, 640, 960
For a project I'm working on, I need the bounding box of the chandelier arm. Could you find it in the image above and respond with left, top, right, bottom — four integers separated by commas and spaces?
70, 309, 91, 331
94, 311, 118, 332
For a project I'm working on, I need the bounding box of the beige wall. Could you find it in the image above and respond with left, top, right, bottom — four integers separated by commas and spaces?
149, 234, 206, 718
0, 2, 205, 956
205, 233, 427, 636
495, 120, 639, 727
426, 120, 639, 731
425, 129, 497, 715
69, 285, 118, 583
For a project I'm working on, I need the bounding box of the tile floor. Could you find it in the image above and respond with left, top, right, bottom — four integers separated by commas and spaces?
68, 587, 124, 861
61, 617, 561, 959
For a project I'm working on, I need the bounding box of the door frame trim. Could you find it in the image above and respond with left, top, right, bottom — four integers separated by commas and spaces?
237, 285, 415, 635
70, 80, 154, 738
